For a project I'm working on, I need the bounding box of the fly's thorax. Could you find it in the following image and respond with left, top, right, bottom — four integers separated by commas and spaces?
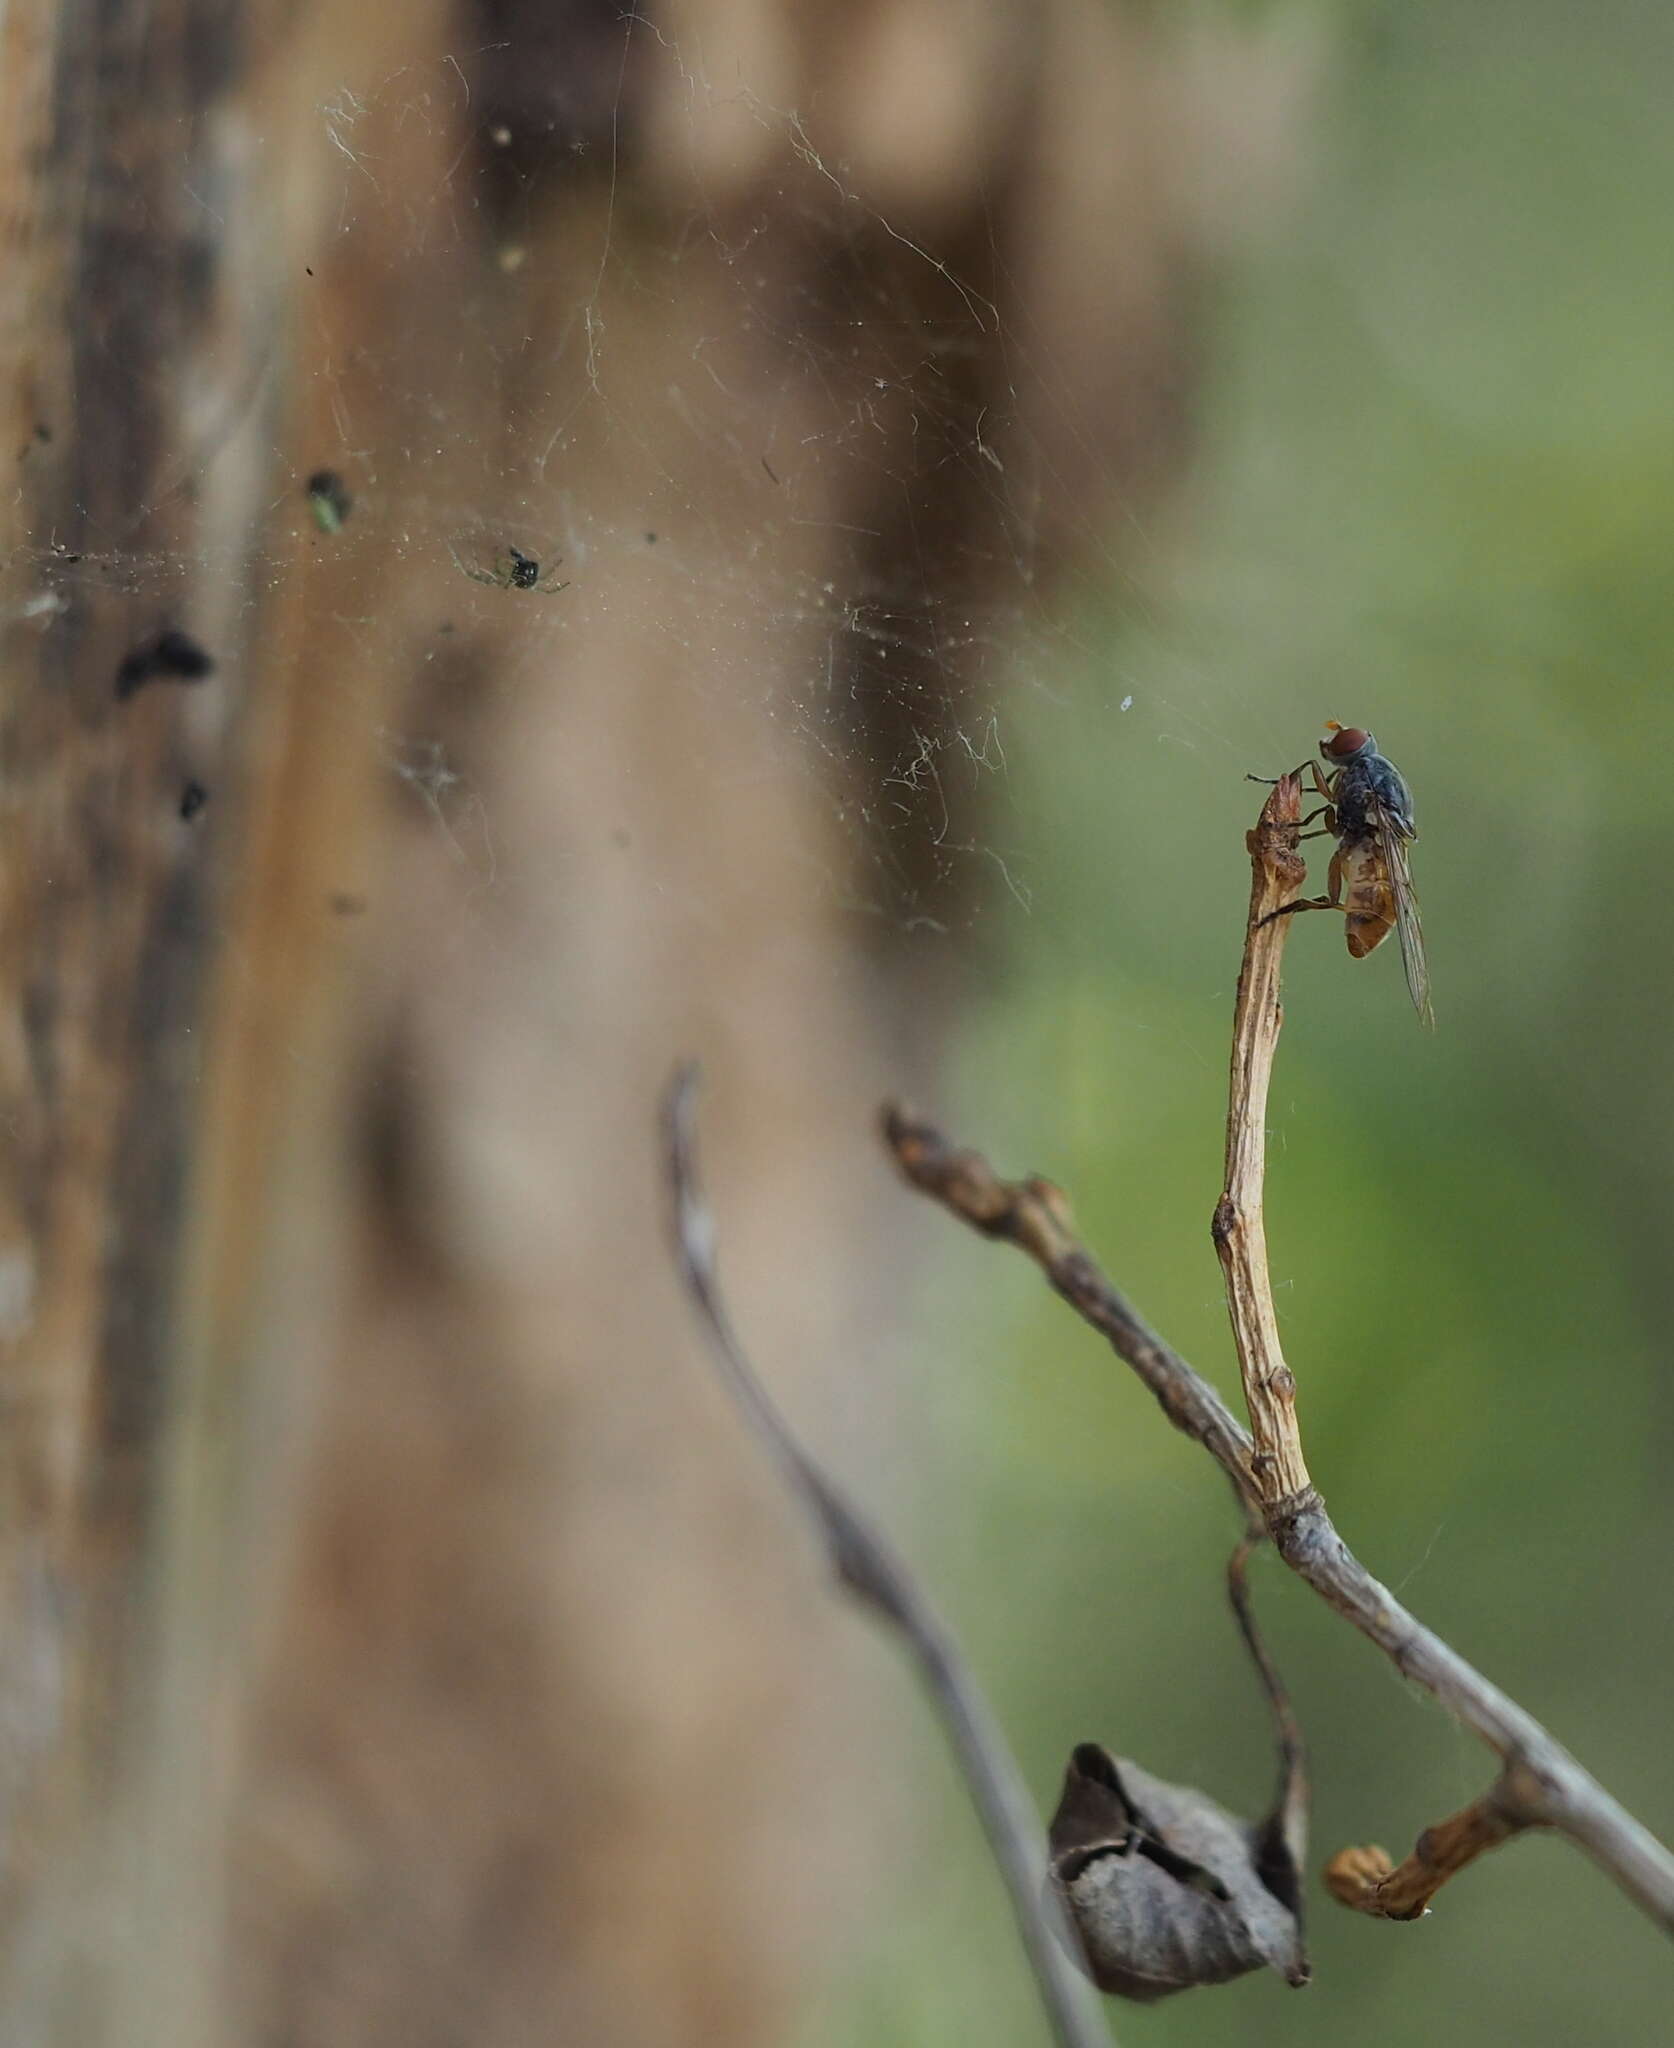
1362, 750, 1416, 836
1325, 735, 1416, 840
1329, 756, 1376, 841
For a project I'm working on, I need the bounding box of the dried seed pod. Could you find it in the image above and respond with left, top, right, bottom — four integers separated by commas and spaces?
1049, 1743, 1310, 2001
1048, 1538, 1310, 2002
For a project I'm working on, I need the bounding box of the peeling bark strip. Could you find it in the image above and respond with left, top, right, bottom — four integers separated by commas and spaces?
0, 0, 236, 1940
0, 8, 259, 2045
886, 773, 1674, 1947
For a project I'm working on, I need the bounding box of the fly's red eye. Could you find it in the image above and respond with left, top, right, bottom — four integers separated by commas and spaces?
1324, 725, 1368, 758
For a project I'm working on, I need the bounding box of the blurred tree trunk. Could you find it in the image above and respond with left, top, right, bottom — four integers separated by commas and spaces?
0, 1, 1274, 2040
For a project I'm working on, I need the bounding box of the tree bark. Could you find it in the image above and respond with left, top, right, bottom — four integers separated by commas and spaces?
0, 3, 1216, 2039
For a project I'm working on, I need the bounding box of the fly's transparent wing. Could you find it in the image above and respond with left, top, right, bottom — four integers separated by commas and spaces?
1372, 803, 1432, 1027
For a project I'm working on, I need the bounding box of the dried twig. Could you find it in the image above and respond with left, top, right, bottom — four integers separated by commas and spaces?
1211, 774, 1311, 1506
1227, 1532, 1308, 1898
885, 772, 1674, 1941
1325, 1791, 1526, 1922
662, 1066, 1114, 2048
876, 1122, 1258, 1503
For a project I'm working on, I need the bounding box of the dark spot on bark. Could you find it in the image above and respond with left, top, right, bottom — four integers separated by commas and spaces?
115, 628, 214, 700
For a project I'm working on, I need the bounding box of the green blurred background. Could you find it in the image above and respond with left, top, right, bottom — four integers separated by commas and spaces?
819, 2, 1674, 2039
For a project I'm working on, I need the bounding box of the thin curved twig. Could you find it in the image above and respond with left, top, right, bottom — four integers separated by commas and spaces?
663, 1066, 1114, 2048
1227, 1531, 1308, 1901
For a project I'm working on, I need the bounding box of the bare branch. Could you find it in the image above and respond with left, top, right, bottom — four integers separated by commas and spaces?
882, 770, 1674, 1941
1325, 1786, 1532, 1922
662, 1065, 1114, 2048
881, 1112, 1257, 1504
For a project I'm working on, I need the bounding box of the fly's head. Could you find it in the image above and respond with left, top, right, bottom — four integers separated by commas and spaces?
1320, 720, 1375, 766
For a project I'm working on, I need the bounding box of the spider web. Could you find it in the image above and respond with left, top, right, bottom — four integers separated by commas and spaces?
3, 12, 1300, 966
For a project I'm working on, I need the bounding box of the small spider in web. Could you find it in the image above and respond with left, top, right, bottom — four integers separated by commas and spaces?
446, 539, 569, 594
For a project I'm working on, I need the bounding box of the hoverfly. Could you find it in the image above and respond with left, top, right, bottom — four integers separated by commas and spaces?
1262, 722, 1432, 1026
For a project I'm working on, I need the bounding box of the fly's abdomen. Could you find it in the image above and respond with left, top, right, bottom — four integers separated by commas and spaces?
1338, 838, 1395, 959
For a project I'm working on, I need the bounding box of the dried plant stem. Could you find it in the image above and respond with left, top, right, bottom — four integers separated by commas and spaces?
1325, 1789, 1529, 1921
1227, 1532, 1309, 1887
1212, 774, 1311, 1506
885, 773, 1674, 1938
663, 1067, 1114, 2048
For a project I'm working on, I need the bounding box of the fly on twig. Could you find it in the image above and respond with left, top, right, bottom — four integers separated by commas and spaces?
1255, 722, 1432, 1026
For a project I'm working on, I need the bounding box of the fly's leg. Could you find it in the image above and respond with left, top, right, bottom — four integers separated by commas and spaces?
1259, 895, 1339, 925
1258, 844, 1347, 928
1247, 761, 1335, 797
1249, 764, 1337, 842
